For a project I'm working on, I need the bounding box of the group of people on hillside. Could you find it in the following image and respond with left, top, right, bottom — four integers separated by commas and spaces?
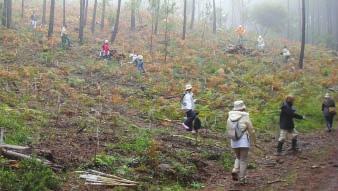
181, 84, 336, 184
235, 25, 292, 63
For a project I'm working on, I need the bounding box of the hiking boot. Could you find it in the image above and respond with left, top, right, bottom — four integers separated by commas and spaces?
239, 177, 248, 184
231, 172, 239, 181
276, 141, 283, 155
291, 139, 299, 151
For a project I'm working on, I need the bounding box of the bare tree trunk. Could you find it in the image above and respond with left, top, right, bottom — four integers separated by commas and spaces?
287, 0, 290, 39
212, 0, 216, 34
91, 0, 98, 33
111, 0, 121, 43
42, 0, 46, 25
2, 0, 7, 26
154, 0, 160, 35
48, 0, 55, 37
100, 0, 106, 30
131, 0, 136, 31
182, 0, 187, 40
21, 0, 24, 18
190, 0, 195, 30
63, 0, 66, 26
299, 0, 306, 69
164, 0, 169, 63
84, 0, 89, 26
5, 0, 12, 28
79, 0, 85, 43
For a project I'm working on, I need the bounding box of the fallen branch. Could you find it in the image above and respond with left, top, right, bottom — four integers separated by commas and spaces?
77, 170, 138, 187
267, 179, 286, 184
0, 144, 30, 150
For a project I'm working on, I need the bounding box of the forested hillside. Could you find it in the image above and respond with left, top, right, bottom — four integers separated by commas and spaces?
0, 0, 337, 190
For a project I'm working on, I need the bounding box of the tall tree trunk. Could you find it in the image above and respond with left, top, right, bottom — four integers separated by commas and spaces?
299, 0, 306, 69
62, 0, 66, 26
84, 0, 89, 26
42, 0, 46, 25
212, 0, 216, 34
182, 0, 187, 40
164, 0, 169, 63
287, 0, 290, 39
154, 0, 160, 35
111, 0, 121, 43
79, 0, 85, 43
21, 0, 24, 18
2, 0, 7, 26
100, 0, 106, 30
48, 0, 55, 37
131, 0, 136, 31
6, 0, 11, 28
91, 0, 98, 33
190, 0, 195, 30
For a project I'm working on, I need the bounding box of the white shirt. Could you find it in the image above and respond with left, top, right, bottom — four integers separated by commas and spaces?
282, 48, 291, 56
181, 92, 195, 110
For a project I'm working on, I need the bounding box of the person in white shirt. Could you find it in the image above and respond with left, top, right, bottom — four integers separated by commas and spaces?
257, 35, 265, 52
281, 46, 291, 63
181, 84, 197, 133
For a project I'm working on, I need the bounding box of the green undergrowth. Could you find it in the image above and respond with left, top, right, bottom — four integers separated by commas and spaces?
0, 158, 61, 191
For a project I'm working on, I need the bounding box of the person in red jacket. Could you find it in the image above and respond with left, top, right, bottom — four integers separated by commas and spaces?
101, 40, 110, 58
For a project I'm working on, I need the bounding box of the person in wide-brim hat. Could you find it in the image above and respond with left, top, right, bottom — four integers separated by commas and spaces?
181, 84, 197, 133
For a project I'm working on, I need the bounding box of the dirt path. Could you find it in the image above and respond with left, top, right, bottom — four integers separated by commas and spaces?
202, 128, 338, 191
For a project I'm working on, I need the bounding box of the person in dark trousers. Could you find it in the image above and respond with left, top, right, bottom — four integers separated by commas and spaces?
276, 95, 304, 155
322, 93, 336, 132
181, 84, 197, 133
61, 26, 71, 48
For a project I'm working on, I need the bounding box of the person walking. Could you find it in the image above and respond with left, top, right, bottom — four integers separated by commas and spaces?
281, 46, 291, 64
61, 26, 71, 48
181, 84, 197, 133
136, 55, 146, 73
322, 93, 336, 132
276, 95, 304, 155
31, 11, 37, 29
227, 100, 256, 184
257, 35, 265, 52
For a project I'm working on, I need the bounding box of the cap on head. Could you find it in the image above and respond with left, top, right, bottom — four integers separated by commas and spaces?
233, 100, 246, 111
185, 84, 192, 91
324, 93, 330, 98
259, 35, 262, 38
286, 95, 295, 102
138, 55, 143, 60
104, 40, 109, 43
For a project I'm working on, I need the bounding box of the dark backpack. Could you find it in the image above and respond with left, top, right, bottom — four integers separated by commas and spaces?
193, 116, 201, 131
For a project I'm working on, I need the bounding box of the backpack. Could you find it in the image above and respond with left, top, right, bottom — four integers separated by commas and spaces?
193, 116, 201, 131
227, 119, 246, 141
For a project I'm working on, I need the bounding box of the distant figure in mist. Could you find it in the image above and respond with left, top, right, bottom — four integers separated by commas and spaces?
31, 11, 37, 29
257, 35, 265, 52
129, 53, 139, 65
322, 93, 336, 132
61, 26, 71, 49
136, 55, 145, 73
281, 46, 291, 64
235, 25, 246, 46
101, 40, 110, 59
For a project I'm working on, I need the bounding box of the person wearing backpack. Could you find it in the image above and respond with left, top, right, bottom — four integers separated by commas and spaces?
227, 100, 256, 184
322, 93, 336, 132
181, 84, 197, 133
276, 95, 304, 155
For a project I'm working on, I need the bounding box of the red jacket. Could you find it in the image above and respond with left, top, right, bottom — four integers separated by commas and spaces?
102, 43, 110, 54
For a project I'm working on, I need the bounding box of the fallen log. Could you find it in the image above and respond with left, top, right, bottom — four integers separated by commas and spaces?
0, 144, 30, 150
267, 179, 286, 184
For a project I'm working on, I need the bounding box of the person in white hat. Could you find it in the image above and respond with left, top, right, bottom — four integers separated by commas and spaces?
129, 53, 138, 64
322, 93, 336, 132
227, 100, 256, 184
181, 84, 197, 133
